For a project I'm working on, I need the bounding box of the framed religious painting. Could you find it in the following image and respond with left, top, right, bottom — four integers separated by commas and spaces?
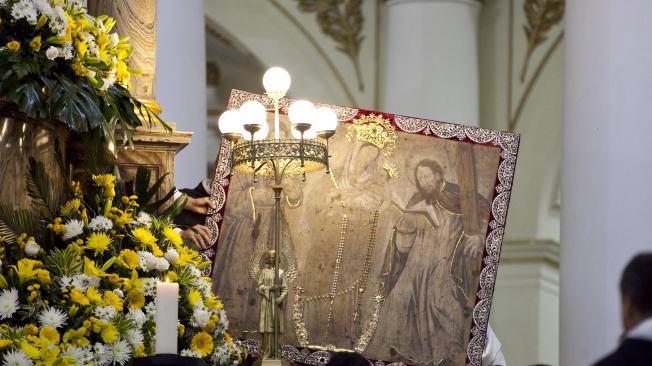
202, 89, 520, 366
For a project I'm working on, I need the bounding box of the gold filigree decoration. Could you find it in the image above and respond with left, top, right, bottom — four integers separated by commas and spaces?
520, 0, 564, 82
294, 0, 365, 91
346, 114, 398, 178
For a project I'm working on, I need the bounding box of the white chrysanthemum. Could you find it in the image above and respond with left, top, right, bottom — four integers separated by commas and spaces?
63, 219, 84, 240
180, 349, 203, 358
111, 340, 131, 366
1, 349, 33, 366
191, 308, 210, 328
136, 212, 152, 227
24, 240, 40, 257
38, 307, 68, 328
93, 343, 113, 366
88, 216, 113, 232
140, 278, 157, 297
61, 44, 73, 60
44, 46, 59, 60
0, 288, 19, 320
137, 251, 155, 271
93, 306, 117, 321
216, 308, 229, 331
155, 257, 169, 271
125, 329, 144, 348
109, 33, 119, 47
127, 309, 146, 328
164, 249, 179, 263
71, 274, 100, 291
113, 288, 124, 298
63, 345, 93, 366
144, 302, 156, 320
58, 275, 73, 289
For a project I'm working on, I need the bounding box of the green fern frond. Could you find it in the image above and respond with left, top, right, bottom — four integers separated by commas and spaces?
26, 158, 59, 220
0, 203, 41, 243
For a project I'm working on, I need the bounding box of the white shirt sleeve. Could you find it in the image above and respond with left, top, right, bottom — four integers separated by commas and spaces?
482, 325, 507, 366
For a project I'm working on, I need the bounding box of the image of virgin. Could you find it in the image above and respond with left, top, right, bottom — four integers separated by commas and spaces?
291, 139, 395, 348
367, 157, 490, 365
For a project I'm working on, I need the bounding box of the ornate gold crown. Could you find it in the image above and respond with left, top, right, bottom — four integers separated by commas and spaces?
346, 114, 399, 178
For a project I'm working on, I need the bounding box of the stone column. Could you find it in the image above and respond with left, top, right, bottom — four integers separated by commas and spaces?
381, 0, 481, 125
561, 1, 652, 365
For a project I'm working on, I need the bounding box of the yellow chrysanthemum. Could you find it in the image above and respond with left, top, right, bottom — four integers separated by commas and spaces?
29, 35, 41, 52
132, 227, 157, 247
23, 324, 38, 336
114, 212, 132, 228
163, 271, 177, 282
100, 323, 118, 344
205, 296, 223, 310
60, 199, 81, 216
103, 291, 123, 311
150, 242, 164, 257
70, 289, 90, 306
118, 249, 139, 269
190, 332, 213, 357
92, 174, 114, 187
86, 232, 111, 254
163, 227, 183, 246
224, 333, 233, 343
177, 324, 185, 337
86, 287, 102, 305
20, 340, 40, 359
0, 339, 12, 348
40, 326, 60, 345
125, 289, 145, 309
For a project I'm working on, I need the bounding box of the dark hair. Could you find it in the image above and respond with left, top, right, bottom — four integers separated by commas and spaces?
414, 159, 444, 194
325, 352, 370, 366
620, 252, 652, 315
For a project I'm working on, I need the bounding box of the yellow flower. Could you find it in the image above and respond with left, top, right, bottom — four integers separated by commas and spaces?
125, 289, 145, 309
92, 174, 115, 186
163, 271, 177, 282
20, 340, 40, 359
0, 274, 8, 289
60, 199, 81, 216
97, 34, 109, 49
12, 258, 46, 284
118, 249, 139, 269
150, 242, 164, 257
86, 232, 111, 254
70, 289, 90, 306
0, 339, 12, 348
205, 296, 223, 310
224, 333, 233, 343
190, 332, 213, 357
114, 211, 132, 227
163, 227, 183, 246
76, 40, 88, 56
177, 324, 185, 336
86, 287, 102, 305
187, 290, 202, 307
103, 291, 123, 311
175, 245, 200, 266
40, 326, 60, 345
37, 269, 51, 285
100, 323, 118, 344
132, 227, 157, 247
29, 35, 41, 52
83, 257, 106, 277
24, 324, 38, 336
6, 40, 20, 52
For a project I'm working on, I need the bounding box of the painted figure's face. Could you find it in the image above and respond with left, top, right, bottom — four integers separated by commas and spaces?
416, 165, 443, 196
352, 143, 380, 177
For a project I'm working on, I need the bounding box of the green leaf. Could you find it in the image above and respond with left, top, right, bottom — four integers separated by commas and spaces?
159, 194, 187, 221
44, 245, 83, 277
25, 158, 59, 220
0, 203, 41, 244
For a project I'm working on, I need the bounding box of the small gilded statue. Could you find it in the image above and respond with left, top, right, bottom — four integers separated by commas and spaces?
256, 250, 288, 357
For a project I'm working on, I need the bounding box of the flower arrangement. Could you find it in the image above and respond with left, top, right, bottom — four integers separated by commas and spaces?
0, 168, 246, 366
0, 0, 166, 152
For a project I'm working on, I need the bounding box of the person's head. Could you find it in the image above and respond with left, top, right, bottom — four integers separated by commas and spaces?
620, 252, 652, 331
415, 159, 444, 197
265, 250, 276, 266
325, 352, 370, 366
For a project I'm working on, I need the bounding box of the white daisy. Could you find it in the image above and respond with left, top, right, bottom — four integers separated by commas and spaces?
111, 340, 131, 366
1, 349, 33, 366
93, 343, 113, 366
164, 249, 179, 263
71, 274, 100, 291
93, 306, 117, 321
0, 288, 19, 320
125, 329, 144, 348
144, 302, 156, 320
180, 349, 202, 358
140, 278, 157, 297
63, 219, 84, 240
187, 265, 201, 278
24, 240, 40, 257
38, 307, 68, 328
88, 216, 113, 232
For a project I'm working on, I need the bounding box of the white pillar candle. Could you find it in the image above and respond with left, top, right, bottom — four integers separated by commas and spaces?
155, 278, 179, 354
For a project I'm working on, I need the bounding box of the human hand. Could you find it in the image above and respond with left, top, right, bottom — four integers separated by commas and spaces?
181, 224, 212, 249
185, 196, 216, 214
463, 234, 485, 258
